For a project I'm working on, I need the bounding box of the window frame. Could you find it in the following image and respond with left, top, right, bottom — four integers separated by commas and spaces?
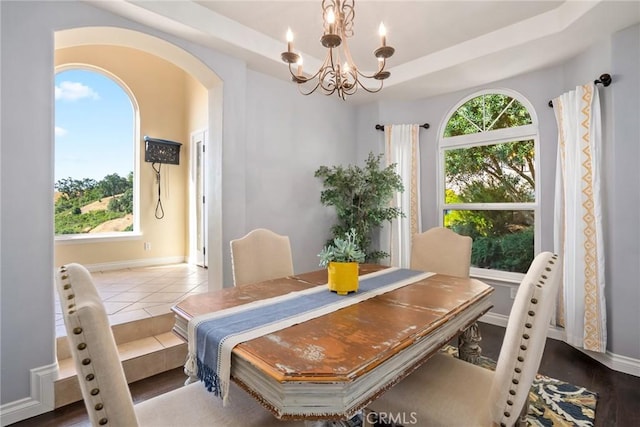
437, 88, 541, 282
54, 64, 141, 243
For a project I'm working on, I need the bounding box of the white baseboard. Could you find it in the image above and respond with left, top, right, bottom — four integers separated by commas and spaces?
479, 312, 640, 377
3, 256, 191, 424
83, 256, 187, 272
0, 363, 57, 426
577, 347, 640, 377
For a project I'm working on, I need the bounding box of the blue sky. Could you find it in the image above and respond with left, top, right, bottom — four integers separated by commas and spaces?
55, 69, 134, 182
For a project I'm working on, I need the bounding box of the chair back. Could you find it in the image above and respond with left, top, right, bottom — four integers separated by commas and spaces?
55, 263, 139, 427
488, 252, 561, 426
230, 228, 294, 286
410, 227, 472, 277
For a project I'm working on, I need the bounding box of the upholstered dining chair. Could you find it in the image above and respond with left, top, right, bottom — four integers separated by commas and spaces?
230, 228, 294, 286
55, 263, 304, 427
410, 227, 472, 278
366, 251, 561, 427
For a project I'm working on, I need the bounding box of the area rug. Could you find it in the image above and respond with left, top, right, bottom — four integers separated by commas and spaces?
321, 346, 597, 427
421, 346, 598, 427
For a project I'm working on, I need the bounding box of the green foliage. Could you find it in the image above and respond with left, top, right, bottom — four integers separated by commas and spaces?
108, 187, 133, 214
54, 172, 133, 234
55, 210, 126, 234
444, 94, 532, 137
55, 177, 99, 200
470, 228, 534, 273
445, 140, 535, 201
54, 197, 72, 214
443, 93, 535, 273
107, 172, 133, 214
318, 228, 366, 268
443, 189, 463, 228
100, 173, 130, 197
315, 152, 404, 263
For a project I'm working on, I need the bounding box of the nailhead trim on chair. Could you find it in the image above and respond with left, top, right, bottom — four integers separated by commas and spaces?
58, 265, 110, 425
497, 254, 558, 427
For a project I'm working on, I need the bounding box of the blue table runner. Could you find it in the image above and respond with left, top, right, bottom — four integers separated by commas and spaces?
186, 267, 432, 404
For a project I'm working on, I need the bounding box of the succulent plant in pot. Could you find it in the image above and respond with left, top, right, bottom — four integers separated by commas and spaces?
318, 228, 365, 295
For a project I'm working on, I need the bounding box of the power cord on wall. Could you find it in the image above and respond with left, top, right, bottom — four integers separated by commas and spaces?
152, 162, 165, 219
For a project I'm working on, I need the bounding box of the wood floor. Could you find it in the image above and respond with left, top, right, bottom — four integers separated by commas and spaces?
9, 323, 640, 426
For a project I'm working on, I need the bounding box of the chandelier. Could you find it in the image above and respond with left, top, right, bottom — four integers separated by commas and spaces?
281, 0, 395, 100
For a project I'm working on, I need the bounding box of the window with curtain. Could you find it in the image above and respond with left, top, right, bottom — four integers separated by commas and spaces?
54, 67, 137, 238
439, 90, 539, 276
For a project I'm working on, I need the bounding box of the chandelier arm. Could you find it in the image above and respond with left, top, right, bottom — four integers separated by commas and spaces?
338, 35, 360, 91
282, 0, 392, 99
286, 64, 301, 81
319, 67, 338, 95
355, 68, 381, 79
343, 38, 385, 94
355, 54, 388, 79
288, 62, 325, 82
355, 81, 384, 94
319, 48, 340, 94
344, 73, 379, 94
297, 79, 323, 96
341, 33, 385, 81
288, 61, 332, 96
343, 83, 359, 96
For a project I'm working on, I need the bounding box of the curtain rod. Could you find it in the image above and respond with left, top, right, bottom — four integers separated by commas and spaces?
548, 73, 612, 108
375, 123, 430, 131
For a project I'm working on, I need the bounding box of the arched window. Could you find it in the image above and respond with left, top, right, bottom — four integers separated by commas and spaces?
54, 68, 138, 238
439, 90, 539, 276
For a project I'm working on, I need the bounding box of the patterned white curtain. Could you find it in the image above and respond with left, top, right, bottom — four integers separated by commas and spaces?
383, 124, 422, 268
553, 83, 607, 353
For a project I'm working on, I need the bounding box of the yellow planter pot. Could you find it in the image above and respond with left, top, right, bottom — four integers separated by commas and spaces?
327, 262, 359, 295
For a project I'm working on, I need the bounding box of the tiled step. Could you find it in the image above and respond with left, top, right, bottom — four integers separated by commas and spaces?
55, 313, 187, 408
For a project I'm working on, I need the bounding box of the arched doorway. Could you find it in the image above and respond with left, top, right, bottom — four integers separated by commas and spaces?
54, 26, 224, 290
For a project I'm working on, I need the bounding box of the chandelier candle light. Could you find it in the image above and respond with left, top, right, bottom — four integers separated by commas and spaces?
281, 0, 395, 100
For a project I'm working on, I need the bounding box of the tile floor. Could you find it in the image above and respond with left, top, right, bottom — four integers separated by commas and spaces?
54, 263, 208, 337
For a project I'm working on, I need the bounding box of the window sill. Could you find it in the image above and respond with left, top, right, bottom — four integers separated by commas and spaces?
55, 232, 142, 245
470, 267, 524, 286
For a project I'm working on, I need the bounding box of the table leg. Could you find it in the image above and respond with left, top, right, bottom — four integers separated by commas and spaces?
458, 322, 482, 364
516, 398, 529, 426
303, 421, 354, 427
183, 367, 198, 385
303, 411, 363, 427
360, 408, 376, 427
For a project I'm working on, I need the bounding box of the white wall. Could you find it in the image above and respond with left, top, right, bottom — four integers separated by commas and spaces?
1, 0, 57, 404
607, 24, 640, 358
1, 0, 637, 420
243, 70, 357, 278
355, 66, 563, 319
355, 24, 640, 360
355, 103, 382, 161
357, 66, 563, 249
0, 0, 358, 415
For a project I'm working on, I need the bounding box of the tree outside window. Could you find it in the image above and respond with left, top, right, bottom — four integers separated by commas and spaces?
54, 68, 135, 236
440, 92, 538, 274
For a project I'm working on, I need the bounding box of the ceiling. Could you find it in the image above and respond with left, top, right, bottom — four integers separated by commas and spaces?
88, 1, 640, 103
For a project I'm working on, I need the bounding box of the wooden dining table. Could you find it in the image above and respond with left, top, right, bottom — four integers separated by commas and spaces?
171, 264, 494, 421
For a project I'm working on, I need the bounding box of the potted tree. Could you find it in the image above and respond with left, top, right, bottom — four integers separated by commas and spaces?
318, 229, 366, 295
315, 152, 404, 263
